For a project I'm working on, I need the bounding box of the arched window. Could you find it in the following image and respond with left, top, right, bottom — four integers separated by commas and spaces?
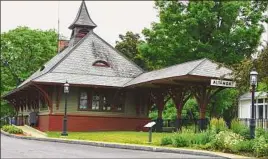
92, 60, 110, 67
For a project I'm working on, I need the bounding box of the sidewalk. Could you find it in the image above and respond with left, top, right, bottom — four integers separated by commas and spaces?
15, 125, 47, 138
6, 126, 250, 159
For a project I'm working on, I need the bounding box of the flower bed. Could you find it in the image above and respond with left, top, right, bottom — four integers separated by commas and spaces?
1, 125, 23, 134
160, 118, 268, 158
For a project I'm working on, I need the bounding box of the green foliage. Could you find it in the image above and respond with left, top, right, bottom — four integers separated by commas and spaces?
211, 131, 244, 151
1, 125, 23, 134
140, 1, 268, 69
255, 127, 268, 142
210, 89, 239, 121
115, 31, 147, 70
232, 140, 253, 153
148, 109, 158, 120
209, 118, 227, 133
169, 128, 211, 148
162, 100, 177, 120
230, 119, 250, 139
1, 26, 57, 117
173, 134, 190, 147
149, 98, 198, 121
233, 45, 268, 93
253, 136, 268, 157
257, 45, 268, 91
160, 136, 173, 146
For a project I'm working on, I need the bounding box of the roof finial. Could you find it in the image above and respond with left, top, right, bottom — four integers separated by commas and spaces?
68, 0, 97, 29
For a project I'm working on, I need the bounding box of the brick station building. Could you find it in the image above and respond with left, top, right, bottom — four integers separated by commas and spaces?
2, 1, 233, 132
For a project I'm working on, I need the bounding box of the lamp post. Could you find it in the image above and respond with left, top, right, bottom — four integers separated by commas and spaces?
61, 81, 69, 136
250, 68, 258, 139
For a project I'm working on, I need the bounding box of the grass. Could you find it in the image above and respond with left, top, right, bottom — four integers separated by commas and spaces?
47, 131, 171, 146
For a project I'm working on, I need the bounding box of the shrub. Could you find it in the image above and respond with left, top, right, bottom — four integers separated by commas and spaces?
212, 131, 244, 151
255, 127, 268, 141
1, 125, 23, 134
173, 135, 189, 147
232, 140, 253, 153
192, 131, 210, 145
253, 136, 268, 157
161, 136, 173, 146
210, 118, 227, 133
230, 119, 250, 139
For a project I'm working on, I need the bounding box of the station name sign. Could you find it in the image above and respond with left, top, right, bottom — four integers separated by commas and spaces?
211, 79, 236, 88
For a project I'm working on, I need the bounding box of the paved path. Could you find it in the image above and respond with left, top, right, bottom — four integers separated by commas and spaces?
1, 135, 221, 158
16, 125, 47, 138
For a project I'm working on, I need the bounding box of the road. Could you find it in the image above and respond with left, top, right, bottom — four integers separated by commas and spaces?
1, 134, 221, 158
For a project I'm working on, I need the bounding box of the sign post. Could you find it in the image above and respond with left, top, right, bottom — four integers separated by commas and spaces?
144, 121, 156, 143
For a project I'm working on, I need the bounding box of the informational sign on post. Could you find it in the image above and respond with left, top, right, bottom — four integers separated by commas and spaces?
211, 79, 236, 88
144, 121, 156, 143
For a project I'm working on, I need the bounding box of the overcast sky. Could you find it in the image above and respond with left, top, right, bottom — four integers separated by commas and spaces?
1, 1, 158, 46
1, 1, 267, 48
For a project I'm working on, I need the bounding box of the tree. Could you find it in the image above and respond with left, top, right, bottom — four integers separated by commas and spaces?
115, 31, 147, 70
233, 44, 268, 93
1, 26, 58, 117
139, 1, 268, 69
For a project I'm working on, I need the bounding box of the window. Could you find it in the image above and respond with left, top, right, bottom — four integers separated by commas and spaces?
102, 96, 111, 111
265, 105, 268, 119
78, 89, 124, 112
76, 29, 89, 38
92, 93, 100, 110
258, 99, 264, 103
92, 60, 110, 67
79, 91, 88, 110
259, 105, 263, 119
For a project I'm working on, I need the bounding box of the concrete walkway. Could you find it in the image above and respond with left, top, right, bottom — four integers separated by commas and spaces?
16, 125, 47, 138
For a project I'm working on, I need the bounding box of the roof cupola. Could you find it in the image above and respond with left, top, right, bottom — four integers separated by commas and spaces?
69, 0, 97, 46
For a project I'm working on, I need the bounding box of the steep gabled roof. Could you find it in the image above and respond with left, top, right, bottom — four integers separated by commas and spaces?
124, 58, 233, 87
68, 1, 97, 29
19, 31, 144, 88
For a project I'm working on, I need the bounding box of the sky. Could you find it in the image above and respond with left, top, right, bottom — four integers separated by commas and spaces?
1, 1, 159, 46
1, 1, 267, 48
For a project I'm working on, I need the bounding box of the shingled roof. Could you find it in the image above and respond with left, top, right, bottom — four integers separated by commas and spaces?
19, 31, 144, 88
124, 58, 232, 87
68, 0, 97, 29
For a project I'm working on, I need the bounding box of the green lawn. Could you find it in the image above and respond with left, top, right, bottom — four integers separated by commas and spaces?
47, 131, 171, 146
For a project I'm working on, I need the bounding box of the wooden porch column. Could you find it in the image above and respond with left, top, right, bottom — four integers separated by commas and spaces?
20, 98, 24, 126
169, 86, 191, 131
151, 89, 167, 132
192, 85, 224, 130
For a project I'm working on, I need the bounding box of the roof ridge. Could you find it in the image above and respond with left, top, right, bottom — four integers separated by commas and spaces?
139, 58, 207, 75
187, 58, 207, 75
30, 32, 93, 83
92, 32, 145, 74
34, 71, 135, 80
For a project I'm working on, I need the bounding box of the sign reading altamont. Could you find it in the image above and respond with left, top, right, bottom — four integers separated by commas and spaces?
211, 79, 236, 88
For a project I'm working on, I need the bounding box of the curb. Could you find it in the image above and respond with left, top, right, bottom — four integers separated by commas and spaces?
1, 130, 247, 158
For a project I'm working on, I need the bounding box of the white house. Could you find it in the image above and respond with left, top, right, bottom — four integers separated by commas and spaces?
238, 92, 268, 130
